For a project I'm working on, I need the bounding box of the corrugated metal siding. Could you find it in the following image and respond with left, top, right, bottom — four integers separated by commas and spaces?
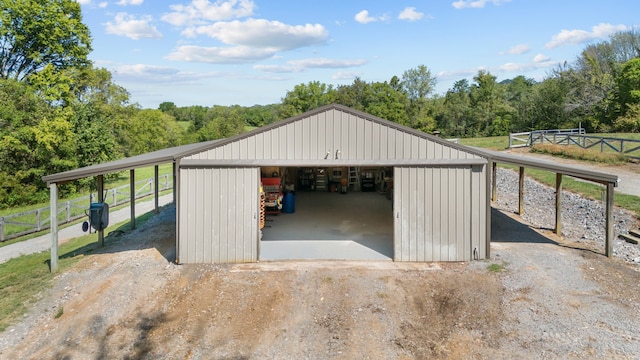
394, 165, 486, 262
178, 167, 259, 263
184, 109, 480, 161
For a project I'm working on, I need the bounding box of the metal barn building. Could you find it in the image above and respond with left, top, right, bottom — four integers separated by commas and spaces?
42, 104, 622, 271
175, 104, 490, 263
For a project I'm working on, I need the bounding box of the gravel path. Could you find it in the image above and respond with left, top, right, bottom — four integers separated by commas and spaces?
493, 167, 640, 265
1, 167, 639, 358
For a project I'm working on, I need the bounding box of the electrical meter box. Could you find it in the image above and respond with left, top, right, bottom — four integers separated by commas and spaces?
89, 202, 109, 231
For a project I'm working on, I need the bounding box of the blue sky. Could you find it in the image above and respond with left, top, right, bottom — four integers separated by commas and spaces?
77, 0, 639, 109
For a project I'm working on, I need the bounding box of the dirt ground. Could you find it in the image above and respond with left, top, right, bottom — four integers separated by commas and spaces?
1, 203, 639, 359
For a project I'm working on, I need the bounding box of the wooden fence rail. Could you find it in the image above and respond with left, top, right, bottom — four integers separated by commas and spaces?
509, 130, 640, 159
0, 174, 173, 242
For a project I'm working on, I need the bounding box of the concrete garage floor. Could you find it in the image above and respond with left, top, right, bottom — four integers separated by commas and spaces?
260, 190, 394, 261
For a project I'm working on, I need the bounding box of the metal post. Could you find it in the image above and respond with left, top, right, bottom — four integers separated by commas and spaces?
173, 162, 177, 204
491, 162, 497, 202
518, 167, 525, 215
97, 175, 104, 247
555, 173, 563, 236
605, 182, 615, 257
130, 169, 136, 230
154, 165, 159, 214
50, 183, 59, 272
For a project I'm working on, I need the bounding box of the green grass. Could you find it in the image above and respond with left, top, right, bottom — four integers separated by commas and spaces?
0, 211, 156, 332
487, 262, 507, 272
530, 144, 628, 164
460, 136, 509, 150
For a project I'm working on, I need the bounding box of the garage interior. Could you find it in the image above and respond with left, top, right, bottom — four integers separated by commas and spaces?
259, 166, 394, 261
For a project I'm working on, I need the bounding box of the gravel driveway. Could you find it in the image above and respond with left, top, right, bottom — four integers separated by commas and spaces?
0, 165, 638, 359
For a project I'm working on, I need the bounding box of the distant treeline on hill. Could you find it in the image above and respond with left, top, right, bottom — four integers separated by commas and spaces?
1, 0, 639, 208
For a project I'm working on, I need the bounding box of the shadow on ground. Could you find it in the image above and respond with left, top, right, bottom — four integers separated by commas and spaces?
491, 207, 558, 245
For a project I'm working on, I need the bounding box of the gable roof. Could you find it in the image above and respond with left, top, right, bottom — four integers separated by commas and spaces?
41, 103, 618, 186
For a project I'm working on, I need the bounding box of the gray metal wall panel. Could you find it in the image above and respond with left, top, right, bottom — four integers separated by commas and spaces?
178, 167, 258, 263
394, 165, 486, 262
183, 108, 480, 162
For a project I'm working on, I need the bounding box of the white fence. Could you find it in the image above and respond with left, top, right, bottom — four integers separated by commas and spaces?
508, 128, 586, 148
0, 174, 173, 242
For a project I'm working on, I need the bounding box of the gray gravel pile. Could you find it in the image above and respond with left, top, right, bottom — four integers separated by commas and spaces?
494, 168, 640, 265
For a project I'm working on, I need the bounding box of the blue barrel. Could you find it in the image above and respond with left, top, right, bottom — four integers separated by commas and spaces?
282, 192, 295, 213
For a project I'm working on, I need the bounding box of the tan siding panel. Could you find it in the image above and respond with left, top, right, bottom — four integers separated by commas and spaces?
184, 108, 482, 161
394, 166, 476, 262
179, 167, 258, 264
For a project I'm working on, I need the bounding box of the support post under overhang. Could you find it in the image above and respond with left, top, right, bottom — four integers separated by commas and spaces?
154, 165, 159, 214
518, 167, 525, 216
555, 173, 563, 236
97, 175, 104, 247
605, 182, 615, 257
50, 183, 58, 273
491, 162, 497, 202
130, 169, 136, 230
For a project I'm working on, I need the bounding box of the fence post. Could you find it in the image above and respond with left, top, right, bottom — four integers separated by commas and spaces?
112, 188, 117, 206
0, 217, 4, 242
36, 209, 41, 231
66, 201, 71, 223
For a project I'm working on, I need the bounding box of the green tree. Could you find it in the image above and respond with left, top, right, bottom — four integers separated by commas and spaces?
122, 109, 183, 156
528, 76, 571, 130
279, 81, 336, 118
469, 70, 506, 135
0, 0, 92, 81
441, 79, 472, 136
198, 106, 246, 141
617, 58, 640, 112
504, 76, 536, 131
401, 65, 437, 128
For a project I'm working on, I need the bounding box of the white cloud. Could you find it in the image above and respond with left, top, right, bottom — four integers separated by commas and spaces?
546, 23, 629, 49
99, 2, 108, 8
437, 59, 557, 81
161, 0, 255, 26
398, 7, 424, 21
166, 45, 277, 63
254, 58, 366, 73
77, 0, 92, 4
253, 64, 299, 73
117, 0, 143, 5
332, 71, 361, 80
452, 0, 510, 9
114, 64, 225, 83
533, 53, 550, 63
501, 44, 530, 55
355, 10, 378, 24
105, 13, 163, 40
186, 19, 328, 51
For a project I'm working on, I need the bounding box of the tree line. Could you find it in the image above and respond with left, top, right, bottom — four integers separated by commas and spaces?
1, 0, 639, 208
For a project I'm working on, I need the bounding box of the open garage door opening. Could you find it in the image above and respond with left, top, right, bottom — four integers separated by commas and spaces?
259, 166, 394, 261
